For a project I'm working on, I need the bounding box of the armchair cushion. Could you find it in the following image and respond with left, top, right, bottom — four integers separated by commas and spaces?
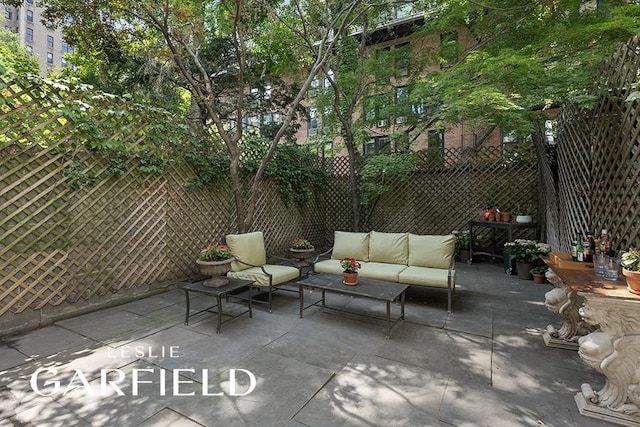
228, 265, 299, 287
330, 231, 370, 262
369, 231, 409, 265
407, 234, 455, 269
226, 231, 267, 272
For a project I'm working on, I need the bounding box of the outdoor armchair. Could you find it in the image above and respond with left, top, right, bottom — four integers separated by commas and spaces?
225, 231, 301, 312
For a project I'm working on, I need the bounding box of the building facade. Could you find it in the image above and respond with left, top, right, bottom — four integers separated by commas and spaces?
1, 0, 72, 76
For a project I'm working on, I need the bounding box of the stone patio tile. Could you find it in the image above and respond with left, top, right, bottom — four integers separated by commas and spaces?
10, 325, 95, 360
137, 407, 203, 427
0, 345, 29, 371
2, 395, 91, 427
118, 289, 187, 315
292, 353, 444, 426
168, 350, 333, 427
56, 306, 170, 345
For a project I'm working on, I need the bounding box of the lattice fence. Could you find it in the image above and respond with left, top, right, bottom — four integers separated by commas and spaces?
538, 34, 640, 252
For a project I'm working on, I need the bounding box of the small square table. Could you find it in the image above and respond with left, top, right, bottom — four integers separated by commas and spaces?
183, 278, 254, 333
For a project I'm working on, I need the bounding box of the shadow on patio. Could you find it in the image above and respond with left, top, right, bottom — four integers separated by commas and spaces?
0, 262, 613, 427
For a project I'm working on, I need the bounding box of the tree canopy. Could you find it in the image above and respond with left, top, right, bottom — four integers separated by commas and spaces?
0, 28, 39, 75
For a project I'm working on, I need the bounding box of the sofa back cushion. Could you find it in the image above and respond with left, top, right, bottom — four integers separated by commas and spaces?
369, 231, 409, 265
331, 231, 370, 261
408, 234, 456, 269
225, 231, 267, 272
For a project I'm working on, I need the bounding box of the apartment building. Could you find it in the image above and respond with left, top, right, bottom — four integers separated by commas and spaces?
1, 0, 72, 76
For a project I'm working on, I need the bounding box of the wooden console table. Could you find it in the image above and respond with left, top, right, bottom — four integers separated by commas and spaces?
545, 260, 640, 426
468, 220, 538, 265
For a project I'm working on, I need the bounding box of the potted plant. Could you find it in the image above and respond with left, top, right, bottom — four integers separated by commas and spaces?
289, 238, 315, 266
621, 248, 640, 294
513, 204, 533, 223
452, 229, 473, 263
503, 239, 550, 280
340, 257, 362, 286
530, 266, 548, 284
196, 243, 234, 287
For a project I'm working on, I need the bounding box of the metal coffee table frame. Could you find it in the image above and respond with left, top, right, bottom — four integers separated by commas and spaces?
297, 273, 408, 338
183, 278, 254, 333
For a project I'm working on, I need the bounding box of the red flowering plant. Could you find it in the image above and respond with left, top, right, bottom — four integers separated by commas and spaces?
340, 257, 362, 273
291, 238, 313, 250
198, 243, 232, 261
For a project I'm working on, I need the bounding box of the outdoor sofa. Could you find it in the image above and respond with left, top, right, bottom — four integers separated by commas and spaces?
312, 231, 457, 312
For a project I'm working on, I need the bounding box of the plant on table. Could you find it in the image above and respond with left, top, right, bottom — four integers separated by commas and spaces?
340, 257, 362, 273
291, 238, 314, 250
503, 239, 550, 263
198, 243, 232, 261
621, 248, 640, 272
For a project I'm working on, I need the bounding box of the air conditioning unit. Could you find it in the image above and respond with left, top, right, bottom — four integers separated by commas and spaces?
377, 119, 388, 128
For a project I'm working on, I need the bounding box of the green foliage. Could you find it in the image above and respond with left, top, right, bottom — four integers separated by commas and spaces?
0, 29, 39, 76
360, 152, 419, 204
61, 160, 96, 190
185, 136, 231, 190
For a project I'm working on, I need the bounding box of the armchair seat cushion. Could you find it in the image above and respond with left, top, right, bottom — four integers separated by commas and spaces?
228, 264, 300, 287
398, 266, 454, 288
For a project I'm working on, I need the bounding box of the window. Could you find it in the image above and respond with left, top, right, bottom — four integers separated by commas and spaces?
440, 31, 459, 69
26, 28, 33, 42
364, 93, 391, 128
428, 129, 444, 150
26, 9, 33, 22
4, 9, 12, 20
307, 107, 319, 137
395, 86, 410, 124
62, 41, 74, 54
47, 52, 54, 64
47, 36, 54, 49
364, 136, 390, 156
395, 43, 411, 77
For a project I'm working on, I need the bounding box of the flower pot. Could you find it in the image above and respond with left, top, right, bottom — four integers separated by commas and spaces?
459, 249, 470, 264
290, 247, 315, 266
196, 258, 234, 287
532, 273, 546, 284
499, 212, 511, 222
516, 261, 534, 280
516, 215, 532, 223
623, 268, 640, 295
343, 271, 358, 286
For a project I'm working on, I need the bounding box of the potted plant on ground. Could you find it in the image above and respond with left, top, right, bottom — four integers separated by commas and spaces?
452, 229, 473, 263
196, 243, 234, 287
530, 266, 549, 284
340, 257, 362, 286
289, 238, 315, 266
621, 248, 640, 294
503, 239, 550, 280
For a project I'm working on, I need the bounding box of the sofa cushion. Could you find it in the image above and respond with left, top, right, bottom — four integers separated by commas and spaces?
228, 264, 299, 287
358, 262, 406, 282
331, 231, 370, 262
398, 266, 455, 288
225, 231, 267, 272
408, 234, 455, 269
313, 259, 345, 276
369, 231, 409, 265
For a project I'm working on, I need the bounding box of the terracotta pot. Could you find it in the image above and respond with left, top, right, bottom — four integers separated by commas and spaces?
516, 261, 534, 280
196, 258, 234, 287
623, 268, 640, 295
500, 212, 511, 222
532, 273, 546, 284
343, 271, 358, 286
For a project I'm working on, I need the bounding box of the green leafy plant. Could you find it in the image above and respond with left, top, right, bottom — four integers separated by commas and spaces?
503, 239, 550, 263
451, 229, 473, 255
530, 266, 548, 275
340, 257, 362, 273
621, 248, 640, 272
198, 243, 231, 261
291, 238, 313, 249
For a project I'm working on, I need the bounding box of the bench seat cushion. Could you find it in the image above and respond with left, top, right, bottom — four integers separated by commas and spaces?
358, 262, 405, 282
313, 259, 345, 276
228, 265, 299, 287
398, 266, 454, 288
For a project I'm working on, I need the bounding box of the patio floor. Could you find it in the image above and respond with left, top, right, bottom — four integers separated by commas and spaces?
0, 262, 615, 427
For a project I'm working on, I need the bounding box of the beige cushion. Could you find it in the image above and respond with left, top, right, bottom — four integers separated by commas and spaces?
225, 232, 267, 272
408, 234, 455, 268
228, 264, 299, 287
313, 259, 345, 276
369, 231, 409, 265
331, 231, 370, 262
398, 266, 455, 288
358, 262, 406, 282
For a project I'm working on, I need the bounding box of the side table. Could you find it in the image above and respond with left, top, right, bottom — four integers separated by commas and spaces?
468, 220, 538, 267
183, 278, 254, 333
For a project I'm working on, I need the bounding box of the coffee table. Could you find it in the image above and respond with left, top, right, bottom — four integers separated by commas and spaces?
183, 278, 254, 333
297, 273, 408, 338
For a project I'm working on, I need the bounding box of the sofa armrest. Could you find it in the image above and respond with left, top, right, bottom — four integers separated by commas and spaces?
310, 247, 333, 266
